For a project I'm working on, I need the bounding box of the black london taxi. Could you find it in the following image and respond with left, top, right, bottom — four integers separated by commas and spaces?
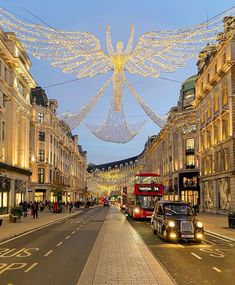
151, 200, 204, 242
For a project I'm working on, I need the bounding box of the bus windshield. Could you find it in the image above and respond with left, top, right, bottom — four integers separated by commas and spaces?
135, 176, 162, 184
136, 196, 156, 209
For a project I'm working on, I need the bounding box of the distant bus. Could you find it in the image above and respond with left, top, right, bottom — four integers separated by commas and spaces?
127, 173, 163, 219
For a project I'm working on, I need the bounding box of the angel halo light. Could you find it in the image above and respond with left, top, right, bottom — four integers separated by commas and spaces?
0, 7, 234, 142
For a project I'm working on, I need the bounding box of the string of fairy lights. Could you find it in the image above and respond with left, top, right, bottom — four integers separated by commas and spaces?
87, 162, 143, 193
0, 6, 235, 143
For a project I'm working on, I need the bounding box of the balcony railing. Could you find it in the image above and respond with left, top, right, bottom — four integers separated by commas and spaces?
186, 164, 195, 169
185, 148, 195, 155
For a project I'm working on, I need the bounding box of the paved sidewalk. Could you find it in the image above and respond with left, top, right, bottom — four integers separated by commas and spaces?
78, 207, 175, 285
198, 212, 235, 241
0, 208, 79, 244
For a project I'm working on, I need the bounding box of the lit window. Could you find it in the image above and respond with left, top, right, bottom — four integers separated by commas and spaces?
37, 112, 44, 123
38, 168, 45, 183
214, 93, 219, 112
207, 103, 211, 118
186, 155, 195, 168
186, 139, 194, 150
222, 86, 228, 106
207, 130, 212, 148
213, 125, 219, 144
38, 149, 45, 162
222, 116, 229, 140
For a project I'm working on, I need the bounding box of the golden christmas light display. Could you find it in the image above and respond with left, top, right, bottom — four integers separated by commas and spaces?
1, 7, 235, 142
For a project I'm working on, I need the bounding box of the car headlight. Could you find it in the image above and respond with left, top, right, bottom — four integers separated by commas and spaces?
133, 207, 140, 214
168, 221, 175, 228
196, 221, 203, 228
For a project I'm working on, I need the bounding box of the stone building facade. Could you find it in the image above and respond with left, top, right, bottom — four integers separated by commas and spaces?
195, 17, 235, 213
143, 76, 200, 205
29, 87, 87, 203
0, 28, 87, 214
0, 29, 36, 214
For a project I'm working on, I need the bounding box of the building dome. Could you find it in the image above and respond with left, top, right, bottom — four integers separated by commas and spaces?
178, 75, 197, 109
181, 75, 197, 92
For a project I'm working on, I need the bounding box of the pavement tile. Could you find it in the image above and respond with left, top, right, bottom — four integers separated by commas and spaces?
77, 207, 173, 285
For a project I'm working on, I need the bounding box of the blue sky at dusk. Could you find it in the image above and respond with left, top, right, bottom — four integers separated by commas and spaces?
1, 0, 234, 164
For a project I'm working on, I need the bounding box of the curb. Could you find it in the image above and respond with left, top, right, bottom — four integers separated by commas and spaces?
0, 211, 80, 245
205, 230, 235, 242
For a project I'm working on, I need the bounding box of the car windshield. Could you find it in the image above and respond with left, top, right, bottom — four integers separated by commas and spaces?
164, 204, 193, 216
136, 196, 155, 209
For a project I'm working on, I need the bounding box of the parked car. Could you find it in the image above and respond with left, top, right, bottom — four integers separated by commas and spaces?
151, 200, 204, 242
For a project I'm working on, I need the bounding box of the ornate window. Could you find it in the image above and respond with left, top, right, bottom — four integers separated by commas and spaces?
37, 112, 44, 123
214, 93, 219, 113
38, 131, 45, 142
222, 115, 229, 140
186, 155, 195, 168
222, 86, 228, 106
186, 138, 194, 150
38, 168, 45, 183
213, 124, 219, 145
38, 149, 45, 162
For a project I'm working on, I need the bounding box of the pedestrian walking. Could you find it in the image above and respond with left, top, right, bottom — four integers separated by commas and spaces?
32, 201, 39, 219
69, 201, 73, 213
23, 201, 28, 217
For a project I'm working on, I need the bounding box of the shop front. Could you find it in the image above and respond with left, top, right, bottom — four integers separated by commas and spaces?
179, 172, 200, 206
0, 176, 10, 214
15, 179, 26, 205
35, 189, 46, 201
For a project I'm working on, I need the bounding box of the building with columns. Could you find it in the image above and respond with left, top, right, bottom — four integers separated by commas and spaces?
195, 16, 235, 213
0, 28, 87, 214
29, 87, 87, 203
0, 29, 36, 214
143, 76, 200, 205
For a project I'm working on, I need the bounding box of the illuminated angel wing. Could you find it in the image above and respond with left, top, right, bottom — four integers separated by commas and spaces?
0, 8, 112, 78
125, 8, 235, 77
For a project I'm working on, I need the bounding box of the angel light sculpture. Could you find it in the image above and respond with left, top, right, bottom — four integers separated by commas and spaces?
0, 7, 234, 141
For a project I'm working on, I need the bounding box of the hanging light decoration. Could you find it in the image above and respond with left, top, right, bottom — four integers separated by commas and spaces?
85, 98, 146, 143
125, 78, 167, 128
87, 162, 144, 193
1, 6, 235, 141
61, 78, 111, 129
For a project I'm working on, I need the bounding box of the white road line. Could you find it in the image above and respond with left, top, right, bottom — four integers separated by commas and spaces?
56, 242, 63, 247
76, 227, 80, 230
44, 250, 53, 257
65, 235, 71, 239
213, 267, 222, 272
0, 212, 82, 245
206, 232, 233, 242
178, 244, 184, 248
24, 263, 38, 273
203, 239, 216, 245
190, 252, 202, 260
71, 231, 76, 234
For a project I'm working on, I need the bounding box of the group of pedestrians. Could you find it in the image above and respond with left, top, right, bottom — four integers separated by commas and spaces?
19, 200, 54, 219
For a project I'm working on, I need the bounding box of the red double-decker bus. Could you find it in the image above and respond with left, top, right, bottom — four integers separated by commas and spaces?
127, 173, 163, 219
